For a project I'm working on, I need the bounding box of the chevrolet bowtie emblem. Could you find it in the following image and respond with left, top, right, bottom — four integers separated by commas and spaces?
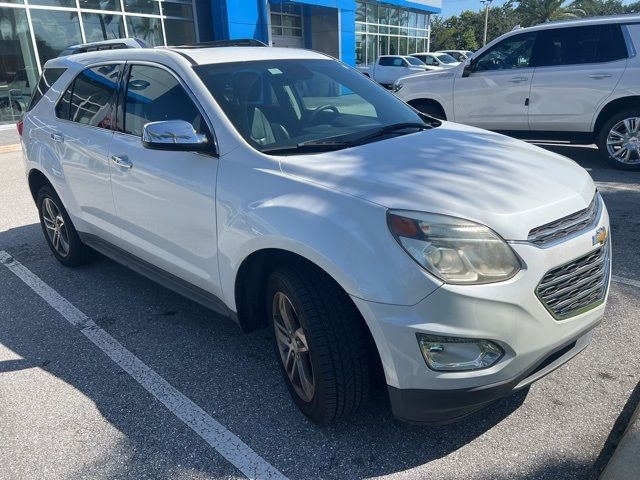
592, 226, 608, 246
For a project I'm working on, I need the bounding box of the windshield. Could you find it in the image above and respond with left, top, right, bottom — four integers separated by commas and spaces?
194, 59, 430, 154
405, 57, 425, 66
436, 53, 458, 64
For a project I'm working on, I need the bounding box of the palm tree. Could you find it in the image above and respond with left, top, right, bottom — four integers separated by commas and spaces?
515, 0, 586, 26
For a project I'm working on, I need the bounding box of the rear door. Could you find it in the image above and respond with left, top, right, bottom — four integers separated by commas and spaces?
528, 24, 628, 132
453, 32, 536, 130
108, 63, 221, 296
52, 64, 123, 241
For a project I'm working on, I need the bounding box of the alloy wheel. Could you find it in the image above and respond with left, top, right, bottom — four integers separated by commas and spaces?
42, 197, 70, 257
606, 117, 640, 164
272, 291, 315, 403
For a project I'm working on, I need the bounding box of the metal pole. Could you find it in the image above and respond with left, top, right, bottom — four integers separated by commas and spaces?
481, 0, 493, 46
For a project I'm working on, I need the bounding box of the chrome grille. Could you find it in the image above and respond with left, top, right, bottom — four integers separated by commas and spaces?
528, 194, 601, 247
536, 242, 610, 320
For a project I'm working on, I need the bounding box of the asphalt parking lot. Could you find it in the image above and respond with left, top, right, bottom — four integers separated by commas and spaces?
1, 135, 639, 480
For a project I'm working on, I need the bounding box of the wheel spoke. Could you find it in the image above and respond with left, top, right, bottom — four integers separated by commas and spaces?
623, 118, 634, 134
52, 230, 60, 249
45, 199, 57, 221
284, 349, 296, 381
278, 294, 296, 333
294, 328, 309, 353
612, 147, 628, 159
274, 319, 290, 347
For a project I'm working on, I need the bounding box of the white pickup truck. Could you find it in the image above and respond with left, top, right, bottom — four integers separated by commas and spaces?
357, 55, 432, 88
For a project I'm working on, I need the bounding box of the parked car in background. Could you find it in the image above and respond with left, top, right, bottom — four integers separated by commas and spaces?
395, 14, 640, 170
357, 55, 433, 88
21, 40, 610, 426
411, 52, 461, 69
436, 49, 475, 61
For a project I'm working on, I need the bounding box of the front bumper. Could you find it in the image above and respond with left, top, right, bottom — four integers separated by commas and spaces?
388, 328, 594, 424
351, 207, 610, 424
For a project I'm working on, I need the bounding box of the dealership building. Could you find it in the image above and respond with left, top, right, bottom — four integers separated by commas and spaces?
0, 0, 441, 126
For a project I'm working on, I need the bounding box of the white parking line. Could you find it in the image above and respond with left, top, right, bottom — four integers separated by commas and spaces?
612, 275, 640, 289
0, 251, 288, 480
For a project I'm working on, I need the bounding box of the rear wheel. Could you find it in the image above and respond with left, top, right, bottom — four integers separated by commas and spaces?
597, 109, 640, 170
266, 266, 371, 424
37, 186, 94, 266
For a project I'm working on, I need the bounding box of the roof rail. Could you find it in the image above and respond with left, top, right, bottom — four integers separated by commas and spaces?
171, 39, 268, 49
59, 38, 149, 57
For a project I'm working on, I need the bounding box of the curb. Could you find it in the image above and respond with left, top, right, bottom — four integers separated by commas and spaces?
0, 144, 21, 154
600, 400, 640, 480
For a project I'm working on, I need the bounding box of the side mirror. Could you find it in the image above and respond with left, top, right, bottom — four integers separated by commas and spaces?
142, 120, 214, 154
462, 59, 475, 78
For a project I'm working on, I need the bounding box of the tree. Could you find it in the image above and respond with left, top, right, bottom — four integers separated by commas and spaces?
515, 0, 586, 26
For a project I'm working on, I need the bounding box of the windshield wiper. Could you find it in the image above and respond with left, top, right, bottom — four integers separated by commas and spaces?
260, 141, 352, 155
352, 122, 432, 144
261, 122, 433, 155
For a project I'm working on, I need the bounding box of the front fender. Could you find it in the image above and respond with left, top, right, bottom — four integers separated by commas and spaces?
216, 154, 440, 311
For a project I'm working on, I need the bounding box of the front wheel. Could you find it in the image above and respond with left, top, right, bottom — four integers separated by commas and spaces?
266, 266, 371, 424
597, 110, 640, 170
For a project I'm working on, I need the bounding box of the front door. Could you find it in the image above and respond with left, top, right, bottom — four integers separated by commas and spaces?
453, 32, 537, 130
108, 63, 220, 296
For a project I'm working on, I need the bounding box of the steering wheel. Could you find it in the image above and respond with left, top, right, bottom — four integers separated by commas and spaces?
306, 104, 339, 125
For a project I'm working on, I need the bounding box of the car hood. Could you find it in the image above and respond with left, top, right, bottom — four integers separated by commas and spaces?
278, 122, 596, 241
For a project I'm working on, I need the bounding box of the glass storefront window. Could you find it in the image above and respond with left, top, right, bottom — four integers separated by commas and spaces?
124, 0, 160, 15
79, 0, 121, 11
163, 19, 195, 45
29, 0, 76, 7
30, 9, 82, 65
0, 6, 38, 123
126, 15, 163, 45
162, 1, 193, 19
354, 3, 431, 65
82, 13, 125, 43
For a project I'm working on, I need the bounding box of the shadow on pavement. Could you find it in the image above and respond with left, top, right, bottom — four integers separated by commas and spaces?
0, 222, 531, 479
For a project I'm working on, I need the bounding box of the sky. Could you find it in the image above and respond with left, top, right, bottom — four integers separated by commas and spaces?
437, 0, 634, 18
438, 0, 508, 18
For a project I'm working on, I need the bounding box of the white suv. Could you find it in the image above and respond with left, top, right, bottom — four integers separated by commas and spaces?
395, 15, 640, 170
20, 41, 610, 425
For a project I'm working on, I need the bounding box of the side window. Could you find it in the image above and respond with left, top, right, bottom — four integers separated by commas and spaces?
474, 33, 536, 71
68, 65, 121, 129
28, 67, 67, 111
379, 57, 393, 66
123, 65, 207, 138
597, 25, 627, 62
424, 56, 436, 66
392, 58, 404, 67
532, 25, 627, 67
55, 86, 72, 120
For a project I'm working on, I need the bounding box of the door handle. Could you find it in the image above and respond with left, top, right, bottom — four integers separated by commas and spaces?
51, 133, 64, 142
509, 76, 528, 83
111, 155, 132, 169
589, 73, 612, 79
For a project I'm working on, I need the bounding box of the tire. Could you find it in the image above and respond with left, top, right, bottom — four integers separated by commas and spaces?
597, 109, 640, 170
266, 266, 371, 424
410, 100, 446, 120
36, 186, 94, 266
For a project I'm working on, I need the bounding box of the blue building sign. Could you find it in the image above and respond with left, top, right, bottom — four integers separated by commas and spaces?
209, 0, 442, 66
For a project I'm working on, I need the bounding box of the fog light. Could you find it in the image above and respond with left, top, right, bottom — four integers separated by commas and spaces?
417, 334, 504, 371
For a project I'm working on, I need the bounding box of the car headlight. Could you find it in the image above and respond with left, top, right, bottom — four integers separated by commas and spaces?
388, 210, 521, 284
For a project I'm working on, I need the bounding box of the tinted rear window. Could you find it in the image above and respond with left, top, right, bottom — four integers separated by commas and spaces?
532, 24, 627, 67
27, 67, 67, 111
